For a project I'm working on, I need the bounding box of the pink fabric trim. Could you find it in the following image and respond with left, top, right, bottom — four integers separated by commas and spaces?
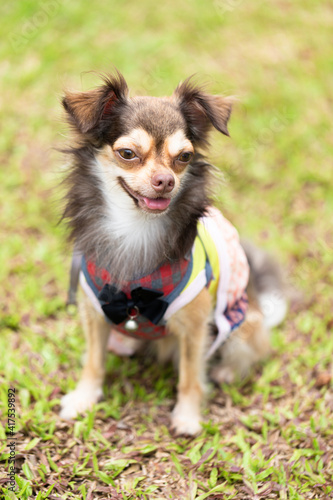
207, 207, 249, 306
200, 208, 232, 356
206, 315, 231, 359
81, 207, 249, 359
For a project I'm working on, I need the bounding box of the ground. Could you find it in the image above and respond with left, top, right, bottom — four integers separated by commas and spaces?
0, 0, 332, 498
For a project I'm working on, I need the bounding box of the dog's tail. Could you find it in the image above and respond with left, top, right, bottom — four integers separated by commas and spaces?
241, 240, 287, 328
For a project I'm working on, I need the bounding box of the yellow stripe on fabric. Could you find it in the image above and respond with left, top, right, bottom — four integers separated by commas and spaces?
197, 221, 220, 303
181, 235, 206, 293
180, 222, 220, 307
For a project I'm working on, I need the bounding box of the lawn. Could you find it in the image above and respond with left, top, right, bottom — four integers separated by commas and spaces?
0, 0, 332, 498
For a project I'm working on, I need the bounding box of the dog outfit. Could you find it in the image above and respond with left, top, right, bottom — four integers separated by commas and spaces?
77, 207, 249, 358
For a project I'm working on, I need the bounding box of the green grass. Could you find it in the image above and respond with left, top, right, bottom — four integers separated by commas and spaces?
1, 0, 333, 498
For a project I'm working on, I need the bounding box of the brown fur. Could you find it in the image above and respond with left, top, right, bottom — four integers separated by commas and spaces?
61, 147, 213, 282
165, 288, 212, 434
173, 77, 233, 145
62, 71, 129, 138
79, 293, 111, 386
211, 295, 270, 385
60, 72, 231, 279
59, 70, 279, 435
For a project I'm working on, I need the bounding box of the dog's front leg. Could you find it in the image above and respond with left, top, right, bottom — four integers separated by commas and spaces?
167, 288, 211, 436
60, 293, 110, 419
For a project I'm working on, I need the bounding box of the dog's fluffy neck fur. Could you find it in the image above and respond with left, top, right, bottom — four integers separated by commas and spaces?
61, 72, 233, 284
63, 147, 212, 283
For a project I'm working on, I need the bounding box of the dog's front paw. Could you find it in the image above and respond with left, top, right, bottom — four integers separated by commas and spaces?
171, 403, 202, 436
60, 382, 103, 420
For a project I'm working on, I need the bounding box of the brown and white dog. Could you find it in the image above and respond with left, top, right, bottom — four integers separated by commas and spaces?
59, 71, 286, 435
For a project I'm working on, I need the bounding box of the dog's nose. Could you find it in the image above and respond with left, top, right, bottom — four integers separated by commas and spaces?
151, 174, 175, 194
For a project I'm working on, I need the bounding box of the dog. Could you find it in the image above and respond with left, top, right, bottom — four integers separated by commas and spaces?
59, 71, 287, 435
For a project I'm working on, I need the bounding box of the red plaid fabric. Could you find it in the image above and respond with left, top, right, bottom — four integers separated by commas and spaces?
82, 208, 250, 348
85, 257, 190, 340
86, 258, 189, 297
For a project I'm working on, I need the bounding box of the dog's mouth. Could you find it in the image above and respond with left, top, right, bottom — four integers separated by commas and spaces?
118, 178, 171, 213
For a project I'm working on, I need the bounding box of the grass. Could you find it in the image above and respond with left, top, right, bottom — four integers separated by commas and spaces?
0, 0, 333, 498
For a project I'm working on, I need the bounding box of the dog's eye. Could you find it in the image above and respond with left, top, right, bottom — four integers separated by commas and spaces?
177, 152, 193, 163
118, 149, 137, 160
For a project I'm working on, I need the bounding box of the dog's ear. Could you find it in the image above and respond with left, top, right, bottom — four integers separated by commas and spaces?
62, 71, 129, 134
173, 78, 233, 144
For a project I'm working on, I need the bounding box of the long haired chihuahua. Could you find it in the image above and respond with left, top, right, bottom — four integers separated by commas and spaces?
59, 71, 287, 435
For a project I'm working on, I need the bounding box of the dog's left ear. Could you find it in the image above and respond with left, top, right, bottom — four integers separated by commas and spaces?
62, 71, 129, 135
173, 78, 233, 145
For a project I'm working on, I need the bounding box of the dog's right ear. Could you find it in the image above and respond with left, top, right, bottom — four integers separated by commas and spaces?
62, 71, 129, 134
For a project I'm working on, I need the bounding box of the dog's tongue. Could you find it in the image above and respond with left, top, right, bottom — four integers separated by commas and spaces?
143, 197, 171, 211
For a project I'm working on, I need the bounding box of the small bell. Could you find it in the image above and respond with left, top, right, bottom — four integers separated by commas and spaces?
124, 306, 139, 333
124, 318, 139, 332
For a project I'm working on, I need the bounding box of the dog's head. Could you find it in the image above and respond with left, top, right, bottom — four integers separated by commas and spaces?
63, 71, 232, 215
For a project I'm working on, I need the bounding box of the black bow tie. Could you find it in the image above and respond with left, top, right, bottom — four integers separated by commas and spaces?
98, 284, 168, 325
